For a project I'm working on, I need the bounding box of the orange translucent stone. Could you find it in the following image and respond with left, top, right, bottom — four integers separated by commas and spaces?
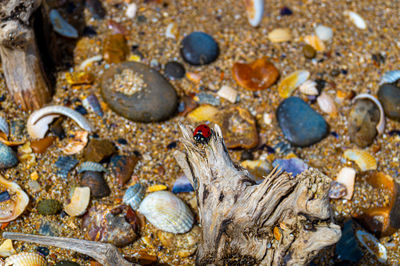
232, 57, 279, 91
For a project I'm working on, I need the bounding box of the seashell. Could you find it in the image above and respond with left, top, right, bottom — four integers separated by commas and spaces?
243, 0, 264, 27
165, 23, 179, 39
81, 171, 110, 198
82, 94, 104, 117
187, 104, 218, 122
344, 10, 367, 29
63, 131, 88, 155
268, 28, 292, 43
79, 55, 103, 70
27, 106, 94, 139
172, 175, 194, 194
317, 92, 338, 117
0, 239, 16, 257
278, 70, 310, 98
138, 191, 194, 234
315, 25, 333, 42
353, 94, 385, 135
147, 184, 167, 193
335, 167, 356, 200
0, 116, 9, 136
64, 187, 90, 217
185, 72, 201, 83
0, 142, 18, 169
272, 158, 308, 177
78, 161, 107, 173
304, 35, 325, 52
343, 149, 377, 171
356, 230, 387, 263
0, 175, 29, 223
4, 252, 47, 266
49, 9, 78, 38
328, 181, 347, 199
299, 80, 319, 96
54, 156, 79, 179
123, 183, 145, 210
379, 70, 400, 85
125, 3, 137, 19
217, 85, 238, 103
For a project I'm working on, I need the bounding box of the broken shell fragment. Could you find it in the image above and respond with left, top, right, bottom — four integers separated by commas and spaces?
78, 161, 107, 173
304, 35, 325, 52
64, 187, 90, 217
335, 167, 356, 200
0, 175, 29, 223
380, 70, 400, 85
243, 0, 264, 27
123, 183, 145, 210
27, 106, 94, 139
315, 25, 333, 42
217, 85, 238, 103
0, 239, 16, 257
344, 10, 367, 29
353, 94, 385, 135
63, 131, 89, 155
268, 28, 292, 43
4, 252, 47, 266
0, 116, 9, 136
328, 181, 347, 199
299, 80, 319, 96
343, 149, 377, 171
278, 70, 310, 98
317, 92, 337, 117
356, 230, 387, 263
138, 191, 194, 234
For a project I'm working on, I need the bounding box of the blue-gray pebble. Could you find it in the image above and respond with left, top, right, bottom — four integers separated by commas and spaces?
180, 32, 219, 65
0, 142, 18, 169
378, 84, 400, 121
276, 97, 328, 147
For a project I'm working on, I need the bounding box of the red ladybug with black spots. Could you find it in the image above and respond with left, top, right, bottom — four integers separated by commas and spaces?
193, 124, 212, 144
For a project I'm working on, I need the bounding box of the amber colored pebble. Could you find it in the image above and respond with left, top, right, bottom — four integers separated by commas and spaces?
179, 95, 198, 116
103, 34, 129, 64
84, 139, 116, 162
107, 19, 127, 35
65, 72, 94, 85
1, 222, 9, 230
273, 226, 282, 241
30, 136, 56, 154
303, 44, 316, 59
232, 57, 279, 91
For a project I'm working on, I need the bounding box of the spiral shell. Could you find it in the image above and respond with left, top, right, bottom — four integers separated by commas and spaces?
123, 183, 145, 211
4, 252, 47, 266
138, 191, 194, 234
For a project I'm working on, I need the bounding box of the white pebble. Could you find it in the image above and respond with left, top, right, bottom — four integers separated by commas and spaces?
126, 3, 137, 19
217, 85, 237, 103
344, 10, 367, 29
315, 25, 333, 42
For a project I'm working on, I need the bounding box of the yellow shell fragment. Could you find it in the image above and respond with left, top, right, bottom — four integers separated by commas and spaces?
304, 35, 325, 52
147, 184, 168, 193
187, 105, 218, 122
267, 28, 292, 43
343, 149, 377, 171
0, 239, 16, 257
278, 70, 310, 98
4, 252, 47, 266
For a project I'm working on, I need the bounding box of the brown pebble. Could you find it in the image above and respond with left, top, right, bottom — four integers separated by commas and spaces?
303, 44, 316, 59
84, 139, 116, 162
30, 136, 56, 154
110, 155, 139, 186
81, 171, 111, 198
103, 34, 129, 64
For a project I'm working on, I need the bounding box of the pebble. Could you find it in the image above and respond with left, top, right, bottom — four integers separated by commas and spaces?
378, 83, 400, 121
276, 97, 328, 146
180, 32, 219, 65
164, 61, 186, 80
83, 139, 116, 163
103, 34, 129, 64
110, 155, 139, 186
37, 199, 62, 215
101, 62, 178, 122
335, 220, 363, 262
81, 171, 111, 198
0, 142, 18, 169
315, 25, 333, 42
126, 3, 137, 19
217, 85, 237, 103
39, 221, 60, 236
172, 175, 194, 194
272, 158, 308, 177
267, 28, 292, 43
86, 0, 106, 20
49, 9, 78, 38
195, 92, 220, 106
232, 57, 279, 91
303, 44, 316, 59
349, 99, 380, 147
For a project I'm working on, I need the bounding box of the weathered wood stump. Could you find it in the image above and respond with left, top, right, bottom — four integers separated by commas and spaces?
174, 124, 341, 265
0, 0, 52, 110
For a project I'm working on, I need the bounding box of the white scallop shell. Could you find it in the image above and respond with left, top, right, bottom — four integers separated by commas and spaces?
353, 94, 385, 135
0, 175, 29, 223
138, 191, 194, 234
317, 92, 337, 116
4, 252, 47, 266
244, 0, 264, 27
344, 10, 367, 29
356, 230, 387, 263
315, 25, 333, 42
299, 80, 319, 95
380, 70, 400, 85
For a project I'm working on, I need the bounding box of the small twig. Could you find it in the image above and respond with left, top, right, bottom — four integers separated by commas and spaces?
3, 232, 135, 266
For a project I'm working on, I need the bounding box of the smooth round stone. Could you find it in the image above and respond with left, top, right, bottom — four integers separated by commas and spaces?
348, 99, 379, 147
101, 62, 178, 122
303, 44, 316, 59
378, 84, 400, 121
276, 97, 328, 147
164, 61, 185, 80
180, 32, 219, 65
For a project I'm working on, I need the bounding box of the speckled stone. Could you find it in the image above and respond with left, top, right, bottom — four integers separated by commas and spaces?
378, 84, 400, 121
180, 32, 219, 65
37, 199, 62, 215
276, 97, 328, 146
101, 62, 178, 122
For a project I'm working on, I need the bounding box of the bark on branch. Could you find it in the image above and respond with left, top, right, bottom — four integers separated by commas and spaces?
174, 124, 341, 265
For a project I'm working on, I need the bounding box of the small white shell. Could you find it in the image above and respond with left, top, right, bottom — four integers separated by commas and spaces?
335, 167, 356, 200
353, 94, 385, 135
27, 106, 94, 139
125, 3, 137, 19
317, 92, 337, 116
4, 252, 47, 266
244, 0, 264, 27
356, 230, 387, 263
165, 23, 179, 39
217, 85, 238, 103
315, 25, 333, 42
138, 191, 194, 234
380, 70, 400, 85
64, 187, 90, 217
299, 80, 319, 95
0, 175, 29, 223
344, 10, 367, 29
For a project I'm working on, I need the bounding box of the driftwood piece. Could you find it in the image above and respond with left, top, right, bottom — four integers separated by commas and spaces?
174, 124, 341, 265
0, 0, 51, 110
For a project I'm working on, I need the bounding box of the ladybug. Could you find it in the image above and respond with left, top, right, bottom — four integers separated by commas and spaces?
193, 124, 212, 144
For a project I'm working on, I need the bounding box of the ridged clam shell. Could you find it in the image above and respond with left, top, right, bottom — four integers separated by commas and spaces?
343, 149, 377, 171
344, 10, 367, 29
299, 80, 319, 95
317, 92, 337, 116
0, 116, 9, 136
78, 161, 107, 173
123, 183, 145, 210
353, 94, 385, 135
380, 70, 400, 85
4, 252, 46, 266
278, 70, 310, 98
356, 230, 387, 263
244, 0, 264, 27
0, 175, 29, 222
138, 191, 194, 234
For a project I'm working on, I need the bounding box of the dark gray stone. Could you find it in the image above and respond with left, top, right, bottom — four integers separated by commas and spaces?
180, 32, 219, 65
378, 83, 400, 121
276, 97, 328, 147
0, 142, 18, 169
164, 61, 185, 80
